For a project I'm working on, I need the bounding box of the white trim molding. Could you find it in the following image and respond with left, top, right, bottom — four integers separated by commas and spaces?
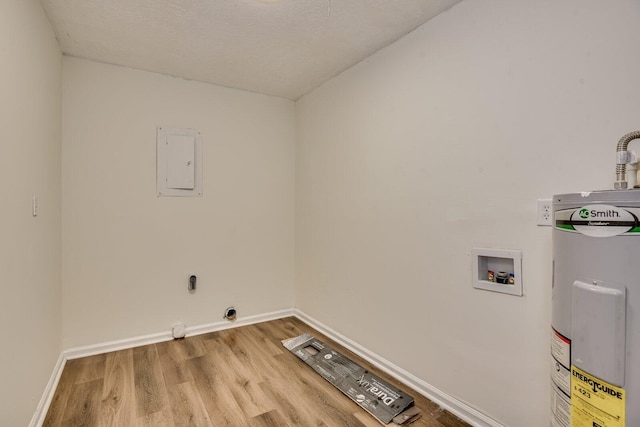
64, 330, 174, 361
31, 307, 497, 427
186, 308, 295, 338
293, 309, 502, 427
64, 308, 295, 360
30, 308, 294, 426
29, 353, 66, 427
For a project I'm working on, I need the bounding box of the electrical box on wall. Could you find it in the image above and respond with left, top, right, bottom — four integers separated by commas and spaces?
471, 248, 523, 296
157, 127, 202, 197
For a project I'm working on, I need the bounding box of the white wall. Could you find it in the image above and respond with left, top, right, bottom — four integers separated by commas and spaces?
295, 0, 640, 425
62, 57, 295, 348
0, 1, 62, 425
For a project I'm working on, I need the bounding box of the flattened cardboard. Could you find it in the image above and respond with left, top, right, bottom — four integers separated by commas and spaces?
392, 406, 422, 425
283, 333, 414, 424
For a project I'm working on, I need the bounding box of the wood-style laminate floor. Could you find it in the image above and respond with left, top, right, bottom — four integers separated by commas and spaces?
44, 317, 469, 426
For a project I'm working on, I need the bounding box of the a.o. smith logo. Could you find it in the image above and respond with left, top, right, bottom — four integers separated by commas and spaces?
578, 207, 621, 219
555, 204, 638, 237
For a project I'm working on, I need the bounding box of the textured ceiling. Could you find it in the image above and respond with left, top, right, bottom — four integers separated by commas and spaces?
40, 0, 462, 100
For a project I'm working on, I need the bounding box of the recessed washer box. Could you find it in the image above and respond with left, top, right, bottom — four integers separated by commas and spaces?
472, 248, 523, 296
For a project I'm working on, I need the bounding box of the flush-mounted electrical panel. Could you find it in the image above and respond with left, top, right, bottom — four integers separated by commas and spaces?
471, 247, 523, 296
157, 127, 202, 197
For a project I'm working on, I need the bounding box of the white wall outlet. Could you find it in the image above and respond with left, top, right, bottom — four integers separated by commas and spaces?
537, 199, 552, 226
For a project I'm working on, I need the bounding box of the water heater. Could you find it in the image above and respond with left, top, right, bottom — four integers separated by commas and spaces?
551, 190, 640, 427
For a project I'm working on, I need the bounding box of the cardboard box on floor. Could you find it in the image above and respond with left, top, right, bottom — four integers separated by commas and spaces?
282, 333, 420, 425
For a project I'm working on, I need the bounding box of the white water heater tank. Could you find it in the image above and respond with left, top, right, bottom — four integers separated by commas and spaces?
551, 190, 640, 427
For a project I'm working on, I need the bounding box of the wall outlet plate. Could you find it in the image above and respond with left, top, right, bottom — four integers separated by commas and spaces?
172, 322, 187, 339
537, 198, 552, 226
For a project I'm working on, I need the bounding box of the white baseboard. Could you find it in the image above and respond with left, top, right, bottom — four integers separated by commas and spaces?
31, 308, 295, 426
64, 308, 295, 360
187, 308, 295, 337
29, 352, 66, 427
64, 330, 174, 360
31, 307, 497, 427
293, 309, 502, 427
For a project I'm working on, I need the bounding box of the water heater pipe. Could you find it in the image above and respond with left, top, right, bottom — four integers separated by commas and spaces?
628, 162, 639, 189
615, 131, 640, 189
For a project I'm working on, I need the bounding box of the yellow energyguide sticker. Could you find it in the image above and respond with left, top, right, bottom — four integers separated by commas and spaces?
571, 365, 625, 427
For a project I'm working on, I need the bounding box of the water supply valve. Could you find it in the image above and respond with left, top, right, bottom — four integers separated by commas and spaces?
615, 151, 635, 189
